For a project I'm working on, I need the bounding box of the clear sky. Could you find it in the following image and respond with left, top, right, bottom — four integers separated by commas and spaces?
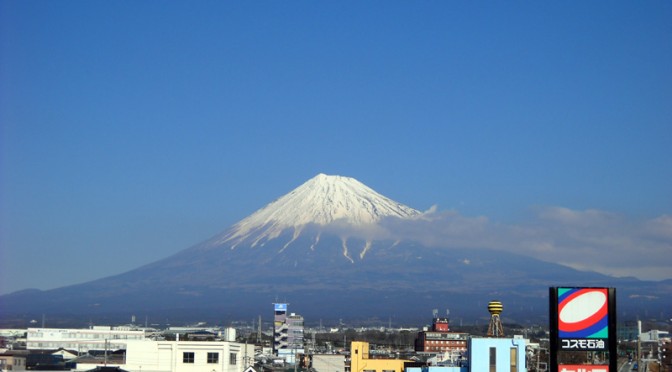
1, 1, 671, 295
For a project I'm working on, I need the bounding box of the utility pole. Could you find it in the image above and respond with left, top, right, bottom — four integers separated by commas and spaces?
312, 331, 316, 353
638, 320, 642, 372
244, 340, 249, 368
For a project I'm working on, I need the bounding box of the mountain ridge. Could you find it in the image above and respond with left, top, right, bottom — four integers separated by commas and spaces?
1, 174, 670, 327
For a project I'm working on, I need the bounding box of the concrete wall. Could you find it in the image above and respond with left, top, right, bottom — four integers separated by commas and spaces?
312, 354, 345, 372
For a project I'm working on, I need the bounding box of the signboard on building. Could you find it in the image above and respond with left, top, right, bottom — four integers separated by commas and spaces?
556, 288, 609, 350
549, 287, 616, 372
558, 365, 608, 372
274, 303, 287, 312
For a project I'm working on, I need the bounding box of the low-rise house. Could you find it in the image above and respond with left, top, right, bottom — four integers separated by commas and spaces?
0, 352, 27, 371
52, 348, 78, 361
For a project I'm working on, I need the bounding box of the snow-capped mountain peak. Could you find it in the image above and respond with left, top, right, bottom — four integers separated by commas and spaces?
212, 173, 420, 247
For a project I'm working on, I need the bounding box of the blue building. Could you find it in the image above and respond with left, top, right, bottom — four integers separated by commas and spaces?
469, 337, 526, 372
406, 336, 526, 372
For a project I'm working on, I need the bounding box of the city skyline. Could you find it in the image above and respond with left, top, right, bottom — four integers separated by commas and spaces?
1, 1, 671, 294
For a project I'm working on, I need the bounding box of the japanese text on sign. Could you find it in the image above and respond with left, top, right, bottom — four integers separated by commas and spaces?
561, 339, 606, 350
559, 365, 608, 372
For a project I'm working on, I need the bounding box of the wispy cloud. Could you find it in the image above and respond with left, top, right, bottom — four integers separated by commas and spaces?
380, 206, 672, 281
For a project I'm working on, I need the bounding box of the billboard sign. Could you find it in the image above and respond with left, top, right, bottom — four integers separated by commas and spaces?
274, 303, 287, 312
549, 287, 616, 372
556, 287, 610, 350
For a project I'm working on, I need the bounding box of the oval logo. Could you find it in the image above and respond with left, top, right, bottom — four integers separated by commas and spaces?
558, 288, 608, 336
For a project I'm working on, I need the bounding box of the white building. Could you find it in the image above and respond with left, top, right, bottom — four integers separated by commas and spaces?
27, 327, 145, 352
123, 340, 255, 372
640, 329, 669, 342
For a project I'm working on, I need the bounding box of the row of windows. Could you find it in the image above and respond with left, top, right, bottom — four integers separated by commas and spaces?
27, 342, 126, 349
426, 340, 465, 345
182, 352, 237, 365
427, 346, 466, 351
28, 332, 143, 340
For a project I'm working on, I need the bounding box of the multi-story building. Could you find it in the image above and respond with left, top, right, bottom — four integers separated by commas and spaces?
26, 327, 145, 352
273, 303, 304, 363
286, 313, 304, 350
415, 317, 468, 354
273, 303, 288, 353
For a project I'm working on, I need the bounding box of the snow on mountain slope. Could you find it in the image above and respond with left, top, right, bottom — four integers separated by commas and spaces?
210, 174, 421, 249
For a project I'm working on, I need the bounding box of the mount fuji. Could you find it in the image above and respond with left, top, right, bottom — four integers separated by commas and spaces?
1, 174, 670, 326
206, 173, 421, 257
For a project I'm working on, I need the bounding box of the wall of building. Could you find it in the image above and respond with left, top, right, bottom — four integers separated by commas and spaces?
468, 337, 526, 372
406, 366, 465, 372
312, 354, 345, 372
124, 340, 254, 372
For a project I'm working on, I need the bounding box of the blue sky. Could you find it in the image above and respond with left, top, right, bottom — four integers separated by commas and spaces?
1, 1, 671, 294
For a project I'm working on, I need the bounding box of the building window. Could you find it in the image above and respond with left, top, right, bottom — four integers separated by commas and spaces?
229, 352, 237, 365
510, 347, 518, 372
183, 352, 195, 363
489, 347, 496, 372
208, 352, 219, 364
